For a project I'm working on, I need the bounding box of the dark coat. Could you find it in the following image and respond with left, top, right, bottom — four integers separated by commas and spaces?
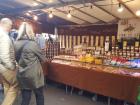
15, 39, 47, 89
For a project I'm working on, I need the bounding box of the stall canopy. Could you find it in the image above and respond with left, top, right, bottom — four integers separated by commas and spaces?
0, 0, 139, 26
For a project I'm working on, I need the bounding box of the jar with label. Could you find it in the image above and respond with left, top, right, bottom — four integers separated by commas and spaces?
111, 51, 114, 55
122, 55, 125, 58
131, 46, 134, 50
123, 46, 127, 50
135, 47, 139, 52
101, 47, 104, 55
127, 53, 131, 57
116, 46, 119, 50
112, 46, 115, 50
123, 52, 127, 56
131, 53, 134, 57
116, 52, 118, 56
123, 41, 127, 47
135, 53, 140, 57
131, 49, 134, 53
123, 49, 126, 53
119, 52, 122, 56
135, 41, 139, 47
127, 46, 130, 51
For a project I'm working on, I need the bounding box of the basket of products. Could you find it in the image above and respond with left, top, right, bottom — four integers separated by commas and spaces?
95, 57, 103, 65
85, 54, 95, 63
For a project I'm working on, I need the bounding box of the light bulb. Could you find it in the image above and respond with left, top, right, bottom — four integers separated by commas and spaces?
49, 11, 53, 18
90, 5, 93, 9
67, 10, 71, 18
26, 12, 30, 16
118, 7, 123, 12
67, 13, 71, 18
118, 3, 123, 12
33, 2, 38, 6
28, 10, 32, 13
136, 10, 140, 16
49, 13, 53, 18
33, 16, 38, 21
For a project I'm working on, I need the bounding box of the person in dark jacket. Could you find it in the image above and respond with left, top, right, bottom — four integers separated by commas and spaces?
15, 22, 47, 105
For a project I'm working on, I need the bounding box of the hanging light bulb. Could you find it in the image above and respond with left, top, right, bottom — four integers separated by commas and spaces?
67, 10, 71, 18
49, 11, 53, 18
28, 10, 32, 13
33, 2, 39, 6
33, 15, 38, 21
118, 3, 124, 12
26, 12, 30, 16
90, 5, 93, 9
136, 10, 140, 16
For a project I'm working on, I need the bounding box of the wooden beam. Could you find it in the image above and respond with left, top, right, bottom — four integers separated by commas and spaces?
57, 0, 106, 24
36, 0, 92, 24
70, 6, 107, 23
117, 0, 137, 18
93, 3, 120, 20
55, 8, 92, 24
1, 0, 91, 14
57, 0, 65, 4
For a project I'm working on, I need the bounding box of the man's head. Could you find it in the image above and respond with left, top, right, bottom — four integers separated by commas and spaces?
0, 18, 12, 32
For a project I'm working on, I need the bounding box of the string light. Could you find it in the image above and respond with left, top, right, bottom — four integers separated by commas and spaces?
49, 11, 53, 18
90, 5, 93, 9
118, 3, 124, 12
24, 0, 132, 21
33, 15, 38, 21
28, 10, 32, 13
67, 10, 71, 18
32, 2, 39, 6
136, 10, 140, 16
33, 2, 39, 6
26, 12, 30, 16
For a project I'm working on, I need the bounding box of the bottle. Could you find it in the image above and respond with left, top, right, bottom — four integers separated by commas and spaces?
105, 40, 109, 52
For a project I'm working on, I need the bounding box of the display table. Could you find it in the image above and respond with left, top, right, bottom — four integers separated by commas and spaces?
47, 57, 140, 104
42, 61, 49, 76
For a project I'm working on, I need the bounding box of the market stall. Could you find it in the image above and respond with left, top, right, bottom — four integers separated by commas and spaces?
46, 55, 140, 104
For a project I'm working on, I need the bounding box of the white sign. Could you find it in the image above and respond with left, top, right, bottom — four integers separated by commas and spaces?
118, 18, 140, 39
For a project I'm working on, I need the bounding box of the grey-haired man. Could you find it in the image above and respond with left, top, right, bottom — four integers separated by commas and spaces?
0, 18, 18, 105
